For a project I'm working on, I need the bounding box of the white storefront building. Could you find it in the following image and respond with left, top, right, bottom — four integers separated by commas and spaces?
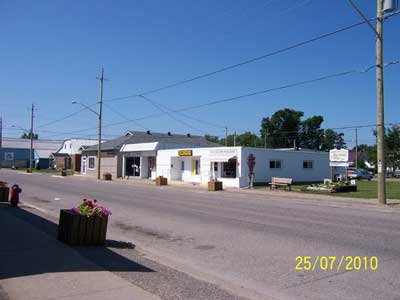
157, 147, 330, 188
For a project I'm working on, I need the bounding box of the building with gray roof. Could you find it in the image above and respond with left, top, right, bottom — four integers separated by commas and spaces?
80, 131, 220, 179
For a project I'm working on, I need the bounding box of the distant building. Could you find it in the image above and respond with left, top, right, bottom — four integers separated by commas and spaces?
53, 139, 99, 172
0, 137, 63, 169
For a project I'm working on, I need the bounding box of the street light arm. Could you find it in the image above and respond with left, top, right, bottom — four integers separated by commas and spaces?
72, 101, 100, 116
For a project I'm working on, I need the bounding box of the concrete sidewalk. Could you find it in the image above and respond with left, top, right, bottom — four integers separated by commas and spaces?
0, 204, 162, 300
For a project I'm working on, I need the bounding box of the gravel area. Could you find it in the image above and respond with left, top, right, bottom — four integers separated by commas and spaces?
0, 285, 10, 300
78, 245, 249, 300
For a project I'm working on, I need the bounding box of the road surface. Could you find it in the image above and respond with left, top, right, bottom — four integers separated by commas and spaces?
1, 169, 400, 300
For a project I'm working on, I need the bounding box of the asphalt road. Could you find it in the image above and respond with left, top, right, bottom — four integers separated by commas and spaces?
2, 169, 400, 300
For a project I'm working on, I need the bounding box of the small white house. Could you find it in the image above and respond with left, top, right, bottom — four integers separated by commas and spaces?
156, 147, 330, 188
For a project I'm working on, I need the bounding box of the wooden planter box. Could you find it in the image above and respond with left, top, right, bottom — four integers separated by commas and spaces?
156, 176, 168, 186
103, 173, 112, 180
208, 181, 223, 191
332, 185, 357, 193
58, 209, 108, 246
0, 187, 10, 202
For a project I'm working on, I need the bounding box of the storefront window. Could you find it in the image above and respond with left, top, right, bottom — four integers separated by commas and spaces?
222, 159, 236, 178
192, 159, 200, 175
88, 157, 95, 169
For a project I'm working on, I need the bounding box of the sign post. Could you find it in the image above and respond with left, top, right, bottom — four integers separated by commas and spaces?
329, 149, 349, 181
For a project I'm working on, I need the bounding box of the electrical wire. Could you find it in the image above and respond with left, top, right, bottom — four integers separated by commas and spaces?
105, 11, 400, 102
37, 59, 399, 138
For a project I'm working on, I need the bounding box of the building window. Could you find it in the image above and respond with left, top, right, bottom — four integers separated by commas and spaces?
88, 157, 96, 169
303, 160, 313, 169
181, 161, 185, 171
192, 159, 200, 175
213, 162, 218, 172
222, 159, 237, 178
269, 160, 282, 169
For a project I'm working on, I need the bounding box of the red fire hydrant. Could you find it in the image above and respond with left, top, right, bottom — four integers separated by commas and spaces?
10, 184, 22, 207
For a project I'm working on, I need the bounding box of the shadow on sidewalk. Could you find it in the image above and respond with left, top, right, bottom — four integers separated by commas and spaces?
0, 203, 154, 280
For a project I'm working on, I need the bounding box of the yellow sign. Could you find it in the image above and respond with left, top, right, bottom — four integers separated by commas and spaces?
178, 150, 192, 156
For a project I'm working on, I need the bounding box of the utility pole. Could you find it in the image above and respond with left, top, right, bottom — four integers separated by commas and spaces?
97, 68, 104, 180
0, 117, 2, 148
29, 104, 34, 173
355, 128, 358, 168
225, 127, 228, 146
346, 0, 396, 205
376, 0, 386, 205
233, 131, 237, 146
264, 131, 267, 148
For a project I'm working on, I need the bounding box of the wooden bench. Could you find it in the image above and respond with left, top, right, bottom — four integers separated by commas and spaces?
268, 177, 293, 191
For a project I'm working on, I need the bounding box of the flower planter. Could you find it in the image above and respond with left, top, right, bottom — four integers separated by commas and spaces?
332, 185, 357, 193
0, 187, 10, 202
208, 181, 223, 191
103, 173, 112, 180
156, 176, 168, 186
58, 209, 108, 246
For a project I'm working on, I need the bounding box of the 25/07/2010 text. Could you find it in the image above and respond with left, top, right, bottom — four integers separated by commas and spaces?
295, 256, 379, 271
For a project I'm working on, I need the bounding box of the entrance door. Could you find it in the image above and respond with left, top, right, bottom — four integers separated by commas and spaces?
82, 157, 87, 175
126, 157, 141, 177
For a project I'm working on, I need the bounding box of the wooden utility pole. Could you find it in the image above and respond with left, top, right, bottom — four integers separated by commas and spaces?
355, 128, 358, 168
376, 0, 386, 205
29, 104, 34, 173
233, 131, 237, 146
225, 127, 228, 146
97, 68, 104, 180
0, 117, 2, 148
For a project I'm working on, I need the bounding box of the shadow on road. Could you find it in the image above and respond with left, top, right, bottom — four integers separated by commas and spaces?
0, 203, 154, 280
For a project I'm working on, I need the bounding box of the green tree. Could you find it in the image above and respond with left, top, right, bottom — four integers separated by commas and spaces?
320, 129, 346, 150
260, 108, 304, 148
221, 132, 261, 147
386, 125, 400, 171
21, 131, 38, 140
298, 115, 324, 150
205, 134, 220, 144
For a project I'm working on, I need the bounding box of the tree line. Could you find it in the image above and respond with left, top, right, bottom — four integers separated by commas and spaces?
206, 108, 346, 151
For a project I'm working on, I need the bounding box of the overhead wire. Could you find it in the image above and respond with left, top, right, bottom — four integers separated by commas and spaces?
105, 11, 400, 103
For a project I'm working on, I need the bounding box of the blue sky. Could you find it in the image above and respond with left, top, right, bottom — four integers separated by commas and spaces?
1, 0, 399, 147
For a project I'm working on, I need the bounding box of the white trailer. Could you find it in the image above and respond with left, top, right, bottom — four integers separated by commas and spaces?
156, 146, 330, 188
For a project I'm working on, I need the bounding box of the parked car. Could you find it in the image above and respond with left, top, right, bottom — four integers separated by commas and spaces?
347, 168, 374, 180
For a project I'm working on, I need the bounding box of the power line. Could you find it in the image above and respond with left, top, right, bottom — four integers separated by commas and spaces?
103, 102, 149, 131
33, 59, 399, 138
105, 11, 400, 103
138, 95, 206, 134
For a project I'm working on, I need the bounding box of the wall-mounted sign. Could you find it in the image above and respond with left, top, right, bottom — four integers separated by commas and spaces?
329, 149, 349, 162
178, 150, 192, 156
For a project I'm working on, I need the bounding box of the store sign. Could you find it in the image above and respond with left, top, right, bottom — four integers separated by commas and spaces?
4, 152, 14, 161
178, 150, 192, 156
329, 161, 350, 167
209, 148, 237, 157
329, 149, 348, 162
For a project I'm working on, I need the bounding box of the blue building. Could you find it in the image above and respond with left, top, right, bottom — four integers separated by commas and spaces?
0, 138, 63, 169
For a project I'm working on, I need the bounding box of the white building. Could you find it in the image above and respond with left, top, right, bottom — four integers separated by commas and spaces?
156, 147, 330, 188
